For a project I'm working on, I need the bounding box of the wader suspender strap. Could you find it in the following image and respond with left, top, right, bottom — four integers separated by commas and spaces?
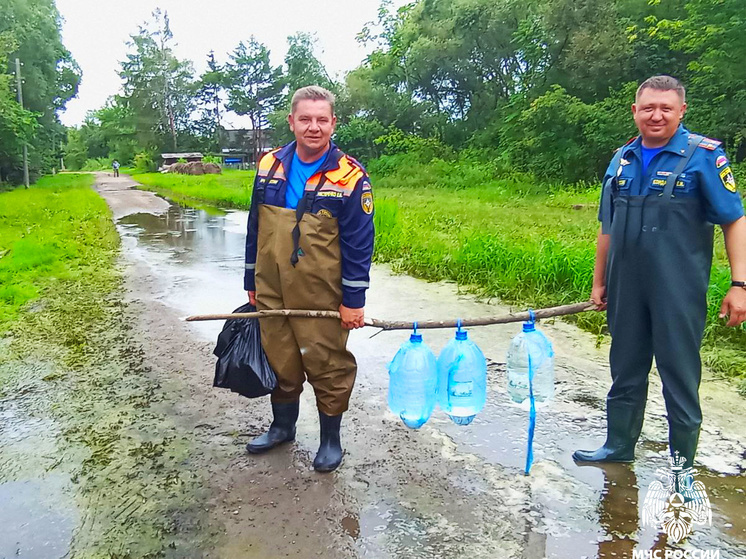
659, 134, 703, 230
601, 150, 624, 234
261, 157, 283, 204
290, 174, 328, 267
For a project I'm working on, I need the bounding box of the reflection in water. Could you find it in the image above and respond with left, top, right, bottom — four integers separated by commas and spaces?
596, 463, 639, 558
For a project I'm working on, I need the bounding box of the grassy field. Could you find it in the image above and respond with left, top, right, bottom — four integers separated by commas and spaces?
128, 165, 745, 385
0, 173, 120, 332
132, 169, 254, 209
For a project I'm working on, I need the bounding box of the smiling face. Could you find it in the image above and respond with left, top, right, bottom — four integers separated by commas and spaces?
632, 88, 687, 148
288, 99, 336, 162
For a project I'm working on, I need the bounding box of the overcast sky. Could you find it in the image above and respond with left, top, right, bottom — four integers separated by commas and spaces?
56, 0, 408, 127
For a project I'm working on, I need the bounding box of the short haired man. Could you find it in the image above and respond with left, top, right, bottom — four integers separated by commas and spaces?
573, 76, 746, 468
243, 86, 375, 472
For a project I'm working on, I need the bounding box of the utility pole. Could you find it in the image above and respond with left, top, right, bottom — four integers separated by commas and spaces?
15, 57, 29, 189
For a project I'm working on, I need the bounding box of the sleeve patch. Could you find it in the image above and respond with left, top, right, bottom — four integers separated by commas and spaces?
716, 155, 728, 168
719, 166, 737, 192
361, 191, 374, 214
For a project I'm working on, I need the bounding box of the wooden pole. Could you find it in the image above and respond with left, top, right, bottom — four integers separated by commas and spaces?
15, 58, 29, 189
185, 301, 595, 331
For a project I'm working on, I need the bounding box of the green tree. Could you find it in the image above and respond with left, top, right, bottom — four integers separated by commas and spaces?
649, 0, 746, 159
0, 0, 80, 182
119, 9, 195, 152
63, 126, 87, 170
224, 37, 285, 164
0, 32, 37, 183
194, 50, 224, 151
284, 32, 331, 93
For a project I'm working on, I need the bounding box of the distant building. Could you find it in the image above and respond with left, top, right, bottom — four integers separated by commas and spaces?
217, 128, 274, 168
161, 152, 204, 166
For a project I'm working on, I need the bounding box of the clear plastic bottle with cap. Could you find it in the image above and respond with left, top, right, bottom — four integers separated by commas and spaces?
506, 314, 555, 404
437, 322, 487, 425
387, 324, 438, 429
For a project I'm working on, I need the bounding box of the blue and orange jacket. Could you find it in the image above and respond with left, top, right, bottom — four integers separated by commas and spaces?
244, 141, 375, 308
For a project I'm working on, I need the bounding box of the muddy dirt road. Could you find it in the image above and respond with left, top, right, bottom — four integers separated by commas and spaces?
2, 172, 745, 559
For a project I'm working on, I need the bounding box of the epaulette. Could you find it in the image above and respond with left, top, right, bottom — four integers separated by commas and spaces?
696, 136, 722, 151
257, 148, 281, 172
326, 155, 364, 186
345, 155, 366, 173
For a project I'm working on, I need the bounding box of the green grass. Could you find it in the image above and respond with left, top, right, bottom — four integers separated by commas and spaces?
0, 174, 119, 332
132, 168, 255, 209
0, 173, 213, 554
128, 163, 746, 382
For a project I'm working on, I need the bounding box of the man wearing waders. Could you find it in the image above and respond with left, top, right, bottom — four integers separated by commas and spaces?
573, 76, 746, 469
243, 86, 374, 472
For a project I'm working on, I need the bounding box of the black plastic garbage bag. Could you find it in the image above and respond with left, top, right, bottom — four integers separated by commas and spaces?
213, 303, 277, 398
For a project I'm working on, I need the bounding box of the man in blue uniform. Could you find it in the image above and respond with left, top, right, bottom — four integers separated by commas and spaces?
243, 86, 374, 472
573, 76, 746, 468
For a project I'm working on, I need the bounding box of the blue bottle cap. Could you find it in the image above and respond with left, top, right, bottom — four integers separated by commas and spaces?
455, 319, 467, 340
523, 309, 536, 332
410, 322, 422, 343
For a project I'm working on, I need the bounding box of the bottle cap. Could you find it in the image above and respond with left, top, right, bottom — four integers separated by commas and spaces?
456, 319, 467, 340
523, 308, 536, 332
410, 322, 422, 343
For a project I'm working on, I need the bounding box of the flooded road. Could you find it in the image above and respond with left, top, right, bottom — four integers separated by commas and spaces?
2, 173, 744, 558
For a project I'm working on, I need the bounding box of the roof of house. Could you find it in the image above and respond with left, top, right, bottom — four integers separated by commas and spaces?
160, 152, 204, 159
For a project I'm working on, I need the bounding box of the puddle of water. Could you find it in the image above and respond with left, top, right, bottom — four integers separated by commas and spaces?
0, 401, 78, 558
117, 205, 249, 342
0, 477, 78, 559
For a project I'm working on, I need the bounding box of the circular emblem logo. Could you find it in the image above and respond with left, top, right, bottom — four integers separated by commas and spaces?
316, 209, 333, 218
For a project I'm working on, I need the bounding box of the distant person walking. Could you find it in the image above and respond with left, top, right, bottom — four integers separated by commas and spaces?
573, 75, 746, 469
112, 160, 120, 177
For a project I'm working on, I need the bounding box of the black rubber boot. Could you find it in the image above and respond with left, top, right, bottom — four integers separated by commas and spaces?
246, 401, 299, 454
573, 402, 645, 463
668, 423, 700, 469
313, 412, 343, 472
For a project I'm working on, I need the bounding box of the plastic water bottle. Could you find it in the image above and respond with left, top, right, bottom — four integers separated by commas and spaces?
506, 319, 555, 404
388, 325, 438, 429
437, 323, 487, 425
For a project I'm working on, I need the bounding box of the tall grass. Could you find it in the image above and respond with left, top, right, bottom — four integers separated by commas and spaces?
132, 169, 255, 209
0, 174, 119, 332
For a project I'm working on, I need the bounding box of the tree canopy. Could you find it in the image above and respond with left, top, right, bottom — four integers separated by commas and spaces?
57, 0, 746, 183
0, 0, 80, 183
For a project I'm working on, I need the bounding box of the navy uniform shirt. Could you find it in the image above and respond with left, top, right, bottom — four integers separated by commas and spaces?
599, 125, 744, 225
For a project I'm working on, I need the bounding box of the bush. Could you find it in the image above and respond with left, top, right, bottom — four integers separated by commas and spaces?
134, 152, 157, 173
202, 154, 222, 165
81, 158, 111, 171
374, 126, 454, 163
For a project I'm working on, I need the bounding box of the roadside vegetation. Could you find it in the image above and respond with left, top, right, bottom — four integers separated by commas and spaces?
127, 162, 746, 389
0, 174, 211, 554
132, 168, 254, 209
